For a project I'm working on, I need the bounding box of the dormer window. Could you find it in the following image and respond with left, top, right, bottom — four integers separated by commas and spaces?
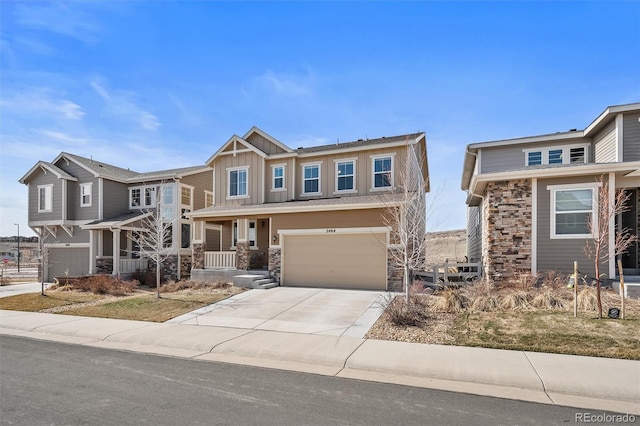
524, 144, 588, 166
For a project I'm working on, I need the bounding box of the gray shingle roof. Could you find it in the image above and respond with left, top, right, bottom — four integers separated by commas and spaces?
61, 152, 140, 181
296, 132, 424, 154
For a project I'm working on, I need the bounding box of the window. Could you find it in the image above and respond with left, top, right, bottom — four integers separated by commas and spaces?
524, 144, 589, 166
163, 224, 173, 248
38, 185, 53, 212
303, 164, 320, 194
130, 188, 141, 207
205, 191, 214, 208
272, 165, 285, 191
527, 152, 542, 166
570, 147, 585, 163
228, 167, 248, 198
163, 186, 174, 205
232, 220, 257, 248
80, 183, 92, 207
373, 156, 393, 189
181, 223, 191, 248
336, 160, 355, 192
181, 186, 192, 207
145, 187, 156, 206
549, 183, 599, 238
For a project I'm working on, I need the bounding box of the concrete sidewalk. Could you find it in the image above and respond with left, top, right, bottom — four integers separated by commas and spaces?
1, 309, 638, 415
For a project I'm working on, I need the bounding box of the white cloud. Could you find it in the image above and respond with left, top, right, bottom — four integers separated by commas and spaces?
246, 69, 316, 98
90, 77, 161, 131
15, 2, 103, 45
0, 89, 85, 120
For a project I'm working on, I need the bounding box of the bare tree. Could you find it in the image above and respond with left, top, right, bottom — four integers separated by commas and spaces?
584, 176, 638, 319
382, 141, 428, 302
36, 225, 55, 296
128, 185, 172, 298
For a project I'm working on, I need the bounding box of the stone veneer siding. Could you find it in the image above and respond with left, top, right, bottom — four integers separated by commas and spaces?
192, 243, 204, 270
149, 255, 178, 282
236, 241, 250, 270
387, 248, 404, 292
180, 254, 192, 280
268, 247, 281, 283
482, 179, 532, 282
96, 258, 113, 275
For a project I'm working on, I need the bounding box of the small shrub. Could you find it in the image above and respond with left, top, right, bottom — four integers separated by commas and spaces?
432, 286, 469, 313
500, 289, 532, 311
380, 293, 430, 326
160, 280, 230, 293
531, 288, 565, 310
540, 270, 568, 290
71, 275, 138, 296
470, 294, 500, 312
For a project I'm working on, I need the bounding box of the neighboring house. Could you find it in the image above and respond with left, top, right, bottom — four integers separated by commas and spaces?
19, 152, 212, 282
461, 102, 640, 283
189, 127, 429, 291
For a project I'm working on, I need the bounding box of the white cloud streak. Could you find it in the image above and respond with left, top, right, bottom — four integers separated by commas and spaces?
90, 78, 161, 131
0, 89, 85, 120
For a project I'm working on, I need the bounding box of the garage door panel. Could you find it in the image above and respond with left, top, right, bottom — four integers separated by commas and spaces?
282, 232, 386, 290
48, 248, 89, 282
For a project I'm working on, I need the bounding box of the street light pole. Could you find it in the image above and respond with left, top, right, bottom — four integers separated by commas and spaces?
14, 223, 20, 273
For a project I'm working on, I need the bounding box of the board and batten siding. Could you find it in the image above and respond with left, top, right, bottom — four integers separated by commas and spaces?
623, 113, 640, 162
54, 159, 100, 221
535, 176, 607, 278
265, 158, 295, 203
181, 170, 213, 211
213, 151, 263, 206
466, 205, 482, 263
27, 169, 63, 222
245, 133, 287, 155
593, 120, 617, 163
102, 180, 129, 219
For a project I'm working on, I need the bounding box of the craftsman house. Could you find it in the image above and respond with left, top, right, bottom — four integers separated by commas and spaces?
462, 102, 640, 283
19, 152, 212, 282
189, 127, 429, 291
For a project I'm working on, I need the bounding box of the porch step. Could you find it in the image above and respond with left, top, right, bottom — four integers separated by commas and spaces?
233, 274, 279, 289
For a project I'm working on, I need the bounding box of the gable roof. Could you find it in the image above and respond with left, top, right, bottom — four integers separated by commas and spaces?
242, 126, 293, 154
54, 152, 140, 182
19, 161, 78, 184
296, 132, 425, 155
206, 134, 269, 165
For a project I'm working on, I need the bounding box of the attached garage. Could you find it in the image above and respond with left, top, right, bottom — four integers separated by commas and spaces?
281, 230, 387, 290
47, 247, 90, 282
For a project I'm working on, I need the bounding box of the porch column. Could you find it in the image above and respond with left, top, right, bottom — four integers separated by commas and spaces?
609, 172, 616, 279
89, 230, 97, 274
236, 218, 250, 270
112, 228, 121, 276
192, 220, 205, 270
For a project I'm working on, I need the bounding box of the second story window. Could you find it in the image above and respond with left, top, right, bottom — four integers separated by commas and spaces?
145, 187, 156, 206
130, 185, 160, 209
373, 156, 393, 189
38, 184, 53, 212
272, 165, 285, 191
303, 164, 320, 195
228, 167, 248, 198
205, 191, 214, 208
336, 160, 355, 192
80, 183, 92, 207
524, 145, 588, 166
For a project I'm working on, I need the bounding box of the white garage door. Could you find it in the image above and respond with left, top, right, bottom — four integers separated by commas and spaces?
282, 232, 387, 290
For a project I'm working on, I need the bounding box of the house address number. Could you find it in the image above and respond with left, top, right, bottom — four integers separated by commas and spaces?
326, 229, 336, 233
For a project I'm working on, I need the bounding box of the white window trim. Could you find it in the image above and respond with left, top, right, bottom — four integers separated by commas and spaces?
523, 143, 590, 166
231, 219, 258, 249
180, 184, 194, 209
547, 182, 601, 239
271, 164, 286, 192
80, 182, 93, 207
37, 184, 53, 212
204, 190, 214, 208
370, 153, 396, 191
226, 166, 250, 199
301, 162, 323, 196
334, 158, 357, 194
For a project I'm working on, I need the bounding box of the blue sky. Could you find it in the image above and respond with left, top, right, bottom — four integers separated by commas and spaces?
1, 1, 639, 237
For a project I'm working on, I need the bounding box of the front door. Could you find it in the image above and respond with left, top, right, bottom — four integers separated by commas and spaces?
620, 188, 638, 270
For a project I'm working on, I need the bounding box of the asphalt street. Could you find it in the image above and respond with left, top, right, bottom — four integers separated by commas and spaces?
1, 336, 598, 426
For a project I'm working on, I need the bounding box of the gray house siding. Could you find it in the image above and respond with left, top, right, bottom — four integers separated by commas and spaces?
50, 226, 90, 244
593, 120, 617, 163
623, 113, 640, 162
480, 138, 591, 174
536, 176, 605, 278
466, 205, 482, 262
54, 160, 100, 221
27, 169, 63, 222
103, 179, 129, 219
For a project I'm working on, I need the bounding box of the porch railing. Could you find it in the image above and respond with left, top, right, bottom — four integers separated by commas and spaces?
120, 258, 149, 274
205, 251, 236, 269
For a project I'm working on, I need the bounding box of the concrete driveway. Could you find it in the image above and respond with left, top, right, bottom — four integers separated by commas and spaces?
0, 282, 48, 298
168, 287, 386, 338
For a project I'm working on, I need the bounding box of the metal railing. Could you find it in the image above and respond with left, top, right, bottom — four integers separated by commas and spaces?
204, 251, 236, 269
